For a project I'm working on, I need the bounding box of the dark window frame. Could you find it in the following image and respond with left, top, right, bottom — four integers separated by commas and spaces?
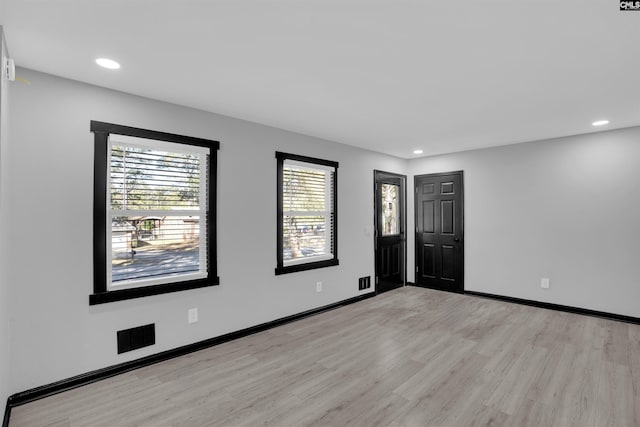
275, 151, 339, 275
90, 121, 219, 305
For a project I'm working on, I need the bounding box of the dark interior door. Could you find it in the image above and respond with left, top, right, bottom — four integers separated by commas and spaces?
415, 171, 464, 292
375, 171, 406, 293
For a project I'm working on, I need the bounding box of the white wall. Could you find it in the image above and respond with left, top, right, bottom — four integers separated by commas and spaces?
7, 64, 640, 397
407, 127, 640, 317
6, 67, 406, 393
0, 26, 11, 406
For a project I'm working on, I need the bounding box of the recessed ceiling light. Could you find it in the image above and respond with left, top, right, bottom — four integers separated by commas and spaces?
592, 119, 609, 127
96, 58, 120, 70
413, 149, 423, 154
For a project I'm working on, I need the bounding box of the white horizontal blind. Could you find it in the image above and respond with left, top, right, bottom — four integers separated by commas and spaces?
107, 137, 209, 289
282, 160, 335, 266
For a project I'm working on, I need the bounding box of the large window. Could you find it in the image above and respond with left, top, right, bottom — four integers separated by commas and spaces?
90, 121, 219, 304
276, 152, 339, 275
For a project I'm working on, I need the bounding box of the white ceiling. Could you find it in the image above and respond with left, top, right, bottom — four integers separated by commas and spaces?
2, 1, 639, 158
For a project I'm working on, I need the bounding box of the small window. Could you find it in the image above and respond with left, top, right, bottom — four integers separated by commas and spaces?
276, 152, 339, 275
90, 121, 219, 304
381, 183, 400, 236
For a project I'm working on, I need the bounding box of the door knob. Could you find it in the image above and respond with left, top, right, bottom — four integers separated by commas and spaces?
454, 238, 460, 242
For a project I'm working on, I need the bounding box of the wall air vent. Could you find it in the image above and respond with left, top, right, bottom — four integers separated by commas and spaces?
117, 324, 155, 354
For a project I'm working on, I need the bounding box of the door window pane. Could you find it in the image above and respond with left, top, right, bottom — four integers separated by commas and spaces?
381, 183, 400, 236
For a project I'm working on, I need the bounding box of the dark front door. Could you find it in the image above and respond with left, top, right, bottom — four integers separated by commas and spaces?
375, 171, 406, 293
415, 171, 464, 292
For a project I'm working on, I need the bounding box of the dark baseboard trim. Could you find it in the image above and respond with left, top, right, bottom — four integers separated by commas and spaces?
406, 281, 415, 287
465, 290, 640, 325
5, 292, 376, 416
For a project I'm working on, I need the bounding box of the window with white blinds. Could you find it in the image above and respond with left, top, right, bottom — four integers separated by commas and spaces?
276, 152, 339, 275
108, 135, 209, 289
90, 121, 219, 305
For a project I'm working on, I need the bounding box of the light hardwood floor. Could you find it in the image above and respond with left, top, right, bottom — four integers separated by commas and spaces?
9, 287, 640, 426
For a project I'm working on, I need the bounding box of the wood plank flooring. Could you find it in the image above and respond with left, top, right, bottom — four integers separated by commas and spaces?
9, 287, 640, 426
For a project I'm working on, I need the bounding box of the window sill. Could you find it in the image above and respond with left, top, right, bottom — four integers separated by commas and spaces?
275, 259, 339, 275
89, 276, 219, 305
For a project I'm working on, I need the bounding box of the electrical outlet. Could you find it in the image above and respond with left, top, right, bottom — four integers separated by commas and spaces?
541, 278, 550, 289
316, 281, 322, 293
188, 308, 198, 324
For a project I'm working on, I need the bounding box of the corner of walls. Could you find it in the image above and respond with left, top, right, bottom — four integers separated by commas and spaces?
405, 173, 414, 284
406, 128, 640, 318
0, 25, 12, 411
